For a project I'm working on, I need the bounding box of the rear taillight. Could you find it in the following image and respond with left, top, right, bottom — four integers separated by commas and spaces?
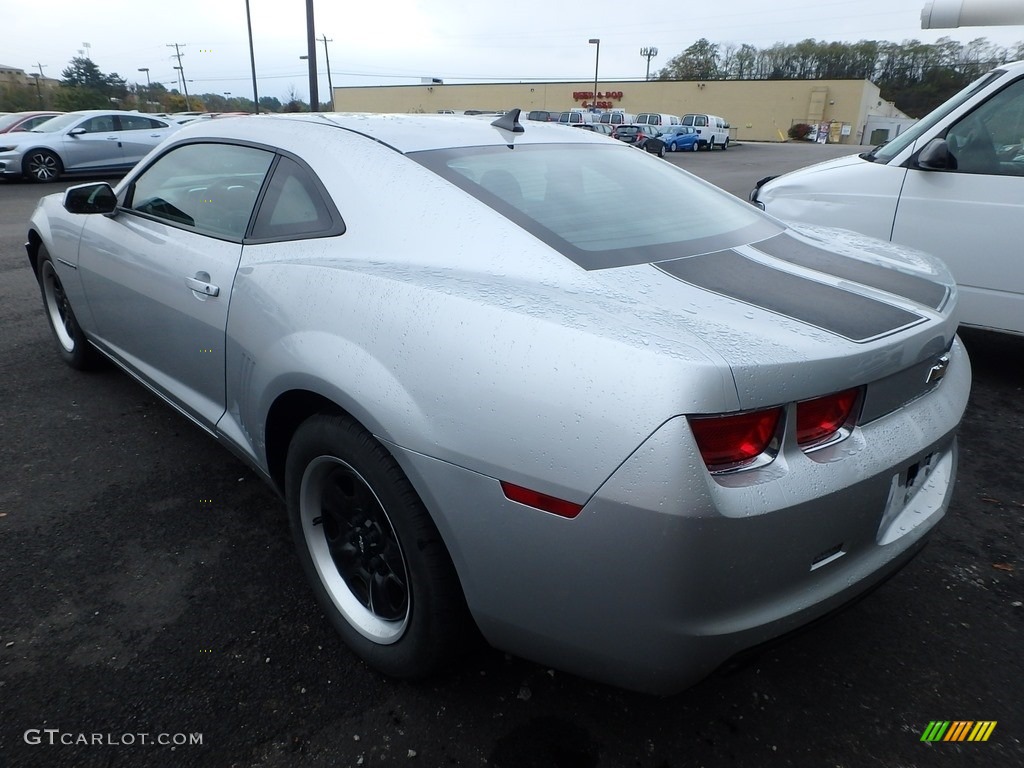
690, 388, 861, 473
688, 408, 782, 471
796, 388, 860, 448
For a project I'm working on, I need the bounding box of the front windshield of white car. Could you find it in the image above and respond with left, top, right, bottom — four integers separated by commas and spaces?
29, 113, 87, 133
414, 143, 780, 270
869, 68, 1006, 163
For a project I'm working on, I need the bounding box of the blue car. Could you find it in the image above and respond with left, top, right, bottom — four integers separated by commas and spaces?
660, 125, 700, 152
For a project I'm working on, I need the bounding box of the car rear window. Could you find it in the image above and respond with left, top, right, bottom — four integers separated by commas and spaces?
412, 144, 778, 270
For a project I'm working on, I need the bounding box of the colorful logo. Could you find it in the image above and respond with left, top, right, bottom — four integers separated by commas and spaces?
920, 721, 997, 742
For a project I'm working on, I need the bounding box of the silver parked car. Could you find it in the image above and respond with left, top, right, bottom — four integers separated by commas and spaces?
26, 110, 970, 694
0, 110, 179, 182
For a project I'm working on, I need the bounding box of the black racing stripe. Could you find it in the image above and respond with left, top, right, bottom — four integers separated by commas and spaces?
656, 250, 925, 342
753, 234, 948, 310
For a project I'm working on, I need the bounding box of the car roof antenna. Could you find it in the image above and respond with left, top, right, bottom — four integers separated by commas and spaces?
491, 108, 524, 134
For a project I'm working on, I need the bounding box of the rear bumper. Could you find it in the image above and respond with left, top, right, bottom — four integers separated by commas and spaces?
389, 338, 970, 694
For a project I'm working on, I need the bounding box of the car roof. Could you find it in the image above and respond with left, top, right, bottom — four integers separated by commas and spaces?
176, 111, 609, 153
58, 109, 154, 118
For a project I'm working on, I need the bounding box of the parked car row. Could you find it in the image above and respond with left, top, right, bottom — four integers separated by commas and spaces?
526, 109, 732, 150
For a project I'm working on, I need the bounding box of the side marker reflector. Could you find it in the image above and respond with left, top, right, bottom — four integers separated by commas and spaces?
501, 481, 583, 519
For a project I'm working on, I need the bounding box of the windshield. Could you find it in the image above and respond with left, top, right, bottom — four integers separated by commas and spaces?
30, 113, 89, 133
0, 114, 28, 131
413, 143, 779, 270
869, 68, 1006, 163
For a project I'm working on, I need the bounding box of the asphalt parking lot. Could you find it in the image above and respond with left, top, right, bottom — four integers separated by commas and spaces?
1, 142, 1021, 768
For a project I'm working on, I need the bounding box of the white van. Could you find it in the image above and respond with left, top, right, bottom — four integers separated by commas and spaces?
750, 59, 1024, 336
598, 111, 635, 126
680, 114, 730, 150
557, 110, 594, 126
634, 113, 680, 127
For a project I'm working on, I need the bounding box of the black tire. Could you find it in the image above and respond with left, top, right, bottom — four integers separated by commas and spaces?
708, 138, 715, 151
691, 140, 699, 152
721, 137, 729, 150
37, 246, 103, 370
657, 143, 666, 158
285, 413, 471, 678
24, 149, 62, 183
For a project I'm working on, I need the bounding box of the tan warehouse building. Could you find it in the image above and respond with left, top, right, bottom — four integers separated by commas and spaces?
332, 78, 909, 145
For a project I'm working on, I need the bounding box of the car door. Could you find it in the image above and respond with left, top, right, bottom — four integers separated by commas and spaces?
60, 114, 124, 172
116, 114, 178, 165
76, 141, 275, 427
892, 75, 1024, 334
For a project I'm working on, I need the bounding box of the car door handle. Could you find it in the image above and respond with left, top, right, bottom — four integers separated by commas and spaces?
185, 274, 220, 297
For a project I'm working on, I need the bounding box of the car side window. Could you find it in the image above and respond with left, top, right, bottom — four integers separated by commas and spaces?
127, 143, 274, 239
250, 155, 339, 239
946, 77, 1024, 176
119, 115, 166, 131
80, 116, 116, 133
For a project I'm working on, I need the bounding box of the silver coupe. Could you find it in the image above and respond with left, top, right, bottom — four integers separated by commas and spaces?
26, 110, 970, 694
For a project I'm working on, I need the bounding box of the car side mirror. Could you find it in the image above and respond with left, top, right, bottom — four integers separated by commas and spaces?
915, 138, 954, 171
67, 127, 87, 137
64, 182, 118, 215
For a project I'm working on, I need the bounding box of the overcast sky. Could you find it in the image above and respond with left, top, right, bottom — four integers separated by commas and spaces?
9, 0, 1024, 102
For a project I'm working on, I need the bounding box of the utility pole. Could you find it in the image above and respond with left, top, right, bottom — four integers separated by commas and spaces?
33, 63, 47, 107
245, 0, 260, 113
167, 43, 192, 111
305, 0, 318, 111
30, 74, 42, 106
319, 34, 333, 109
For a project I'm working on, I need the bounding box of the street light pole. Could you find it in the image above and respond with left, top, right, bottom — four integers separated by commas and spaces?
640, 47, 658, 81
588, 38, 600, 112
137, 67, 151, 112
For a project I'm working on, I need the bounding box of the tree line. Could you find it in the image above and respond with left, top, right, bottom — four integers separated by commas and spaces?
658, 36, 1024, 116
0, 56, 317, 114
